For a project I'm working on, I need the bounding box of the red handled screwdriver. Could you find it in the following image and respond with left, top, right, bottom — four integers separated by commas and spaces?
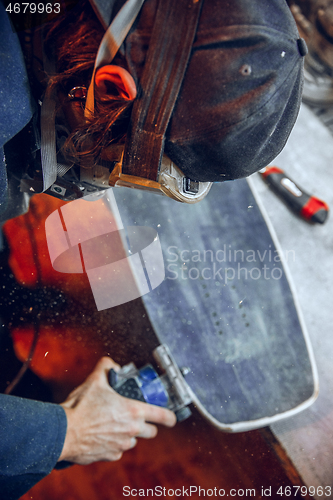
259, 166, 329, 224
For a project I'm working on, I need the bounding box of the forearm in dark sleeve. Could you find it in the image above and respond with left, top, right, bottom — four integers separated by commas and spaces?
0, 393, 67, 500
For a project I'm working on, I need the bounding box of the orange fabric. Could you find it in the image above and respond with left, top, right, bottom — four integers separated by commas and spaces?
10, 324, 105, 401
2, 194, 89, 296
3, 194, 102, 398
95, 65, 137, 100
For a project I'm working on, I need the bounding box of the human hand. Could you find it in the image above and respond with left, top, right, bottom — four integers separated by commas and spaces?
58, 357, 176, 464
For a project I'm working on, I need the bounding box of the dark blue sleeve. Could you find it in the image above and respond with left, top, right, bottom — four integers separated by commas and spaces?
0, 394, 67, 500
0, 1, 34, 214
